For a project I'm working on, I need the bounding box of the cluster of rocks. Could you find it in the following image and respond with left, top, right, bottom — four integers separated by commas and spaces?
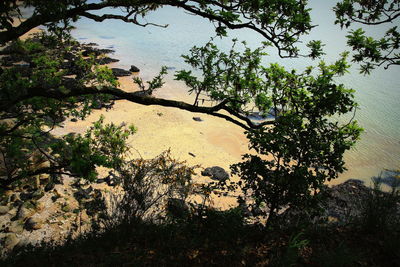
278, 179, 400, 226
0, 174, 117, 256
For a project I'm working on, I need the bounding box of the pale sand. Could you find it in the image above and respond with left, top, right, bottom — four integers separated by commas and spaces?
54, 74, 252, 209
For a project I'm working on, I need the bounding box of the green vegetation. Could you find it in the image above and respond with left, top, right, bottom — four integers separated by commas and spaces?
0, 0, 399, 265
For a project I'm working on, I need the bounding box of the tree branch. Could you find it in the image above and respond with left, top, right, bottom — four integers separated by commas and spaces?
6, 84, 275, 131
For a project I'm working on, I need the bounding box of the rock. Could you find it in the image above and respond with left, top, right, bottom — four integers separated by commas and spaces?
39, 173, 50, 181
74, 188, 91, 201
105, 171, 120, 186
111, 68, 131, 77
10, 194, 20, 202
96, 57, 119, 65
201, 166, 230, 182
17, 206, 34, 220
129, 65, 140, 72
4, 234, 20, 250
0, 205, 9, 215
82, 47, 101, 57
96, 178, 106, 184
31, 189, 44, 200
99, 48, 115, 54
25, 217, 43, 230
12, 199, 23, 208
20, 192, 33, 201
85, 42, 98, 47
192, 117, 203, 122
52, 173, 63, 185
82, 186, 93, 195
7, 221, 24, 234
61, 204, 71, 212
45, 182, 55, 192
35, 201, 45, 212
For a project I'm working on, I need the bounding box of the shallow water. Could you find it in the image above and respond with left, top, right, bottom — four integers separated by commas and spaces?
70, 1, 400, 184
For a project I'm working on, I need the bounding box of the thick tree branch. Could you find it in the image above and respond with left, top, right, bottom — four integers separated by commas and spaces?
5, 85, 274, 131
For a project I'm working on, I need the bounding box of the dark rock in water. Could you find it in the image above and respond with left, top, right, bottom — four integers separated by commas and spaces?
129, 65, 140, 72
99, 48, 115, 54
96, 57, 119, 65
82, 47, 114, 57
193, 117, 203, 122
111, 68, 131, 77
201, 166, 230, 182
82, 48, 100, 57
167, 198, 189, 218
85, 42, 98, 46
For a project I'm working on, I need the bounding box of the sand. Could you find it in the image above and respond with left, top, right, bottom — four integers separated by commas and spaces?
53, 70, 252, 209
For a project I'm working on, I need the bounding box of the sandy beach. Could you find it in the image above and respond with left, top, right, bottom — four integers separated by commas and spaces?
52, 64, 252, 209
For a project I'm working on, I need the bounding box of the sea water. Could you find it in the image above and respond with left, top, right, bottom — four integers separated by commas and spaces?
71, 1, 400, 184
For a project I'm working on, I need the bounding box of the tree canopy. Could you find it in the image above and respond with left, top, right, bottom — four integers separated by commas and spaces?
5, 0, 398, 224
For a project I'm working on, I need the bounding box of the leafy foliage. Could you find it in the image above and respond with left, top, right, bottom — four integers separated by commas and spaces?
0, 0, 363, 229
334, 0, 400, 73
230, 55, 362, 224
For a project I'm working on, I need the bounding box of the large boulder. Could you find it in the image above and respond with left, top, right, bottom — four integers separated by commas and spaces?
129, 65, 140, 72
201, 166, 230, 182
111, 68, 131, 77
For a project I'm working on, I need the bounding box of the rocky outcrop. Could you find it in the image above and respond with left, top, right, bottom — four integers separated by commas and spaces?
129, 65, 140, 72
201, 166, 230, 182
96, 57, 119, 65
111, 68, 131, 77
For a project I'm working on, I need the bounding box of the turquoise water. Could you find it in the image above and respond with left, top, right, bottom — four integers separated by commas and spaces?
71, 1, 400, 184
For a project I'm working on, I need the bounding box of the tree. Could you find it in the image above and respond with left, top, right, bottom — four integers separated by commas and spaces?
334, 0, 400, 74
0, 0, 363, 223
